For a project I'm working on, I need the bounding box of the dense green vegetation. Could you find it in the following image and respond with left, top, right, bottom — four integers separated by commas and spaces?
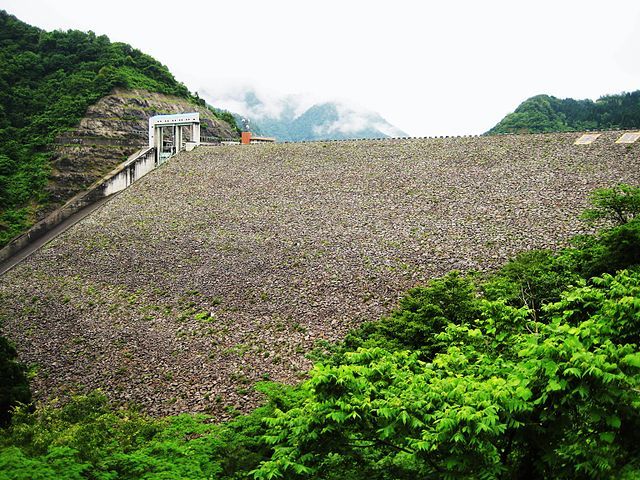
1, 184, 639, 479
488, 91, 640, 134
0, 337, 31, 429
0, 11, 238, 247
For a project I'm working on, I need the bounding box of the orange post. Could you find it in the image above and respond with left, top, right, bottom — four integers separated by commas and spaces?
241, 132, 252, 144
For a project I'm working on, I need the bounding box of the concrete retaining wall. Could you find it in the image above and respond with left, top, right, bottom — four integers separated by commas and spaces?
104, 147, 156, 196
0, 147, 156, 264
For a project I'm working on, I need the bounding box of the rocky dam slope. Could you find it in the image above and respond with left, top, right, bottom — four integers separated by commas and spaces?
1, 131, 639, 418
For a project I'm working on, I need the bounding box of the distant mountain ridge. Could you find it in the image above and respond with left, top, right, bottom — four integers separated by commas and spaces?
202, 89, 408, 142
488, 91, 640, 134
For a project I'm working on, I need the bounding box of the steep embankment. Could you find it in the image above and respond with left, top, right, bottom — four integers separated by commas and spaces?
46, 88, 237, 211
1, 132, 638, 419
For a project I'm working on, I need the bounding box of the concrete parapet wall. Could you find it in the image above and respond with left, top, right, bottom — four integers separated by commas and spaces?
103, 147, 156, 196
0, 147, 156, 264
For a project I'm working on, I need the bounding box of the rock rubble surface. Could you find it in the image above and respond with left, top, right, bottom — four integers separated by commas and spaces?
1, 131, 638, 419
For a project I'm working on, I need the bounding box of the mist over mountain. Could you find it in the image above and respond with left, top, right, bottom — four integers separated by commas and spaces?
200, 88, 408, 141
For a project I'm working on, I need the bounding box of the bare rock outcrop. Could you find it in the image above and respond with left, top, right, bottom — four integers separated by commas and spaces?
44, 88, 237, 216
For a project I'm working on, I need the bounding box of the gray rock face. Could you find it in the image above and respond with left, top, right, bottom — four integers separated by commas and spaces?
44, 88, 237, 218
1, 131, 638, 419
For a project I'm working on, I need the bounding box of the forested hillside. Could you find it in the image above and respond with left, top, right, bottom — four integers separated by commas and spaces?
0, 11, 237, 246
489, 91, 640, 134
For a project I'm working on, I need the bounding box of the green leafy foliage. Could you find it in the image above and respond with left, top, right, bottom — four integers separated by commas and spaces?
482, 249, 580, 318
581, 183, 640, 226
1, 391, 220, 479
0, 384, 303, 480
0, 446, 88, 480
571, 219, 640, 279
253, 270, 640, 479
488, 91, 640, 134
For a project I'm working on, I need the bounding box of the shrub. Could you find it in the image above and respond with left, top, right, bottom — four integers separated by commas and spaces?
581, 183, 640, 226
573, 219, 640, 278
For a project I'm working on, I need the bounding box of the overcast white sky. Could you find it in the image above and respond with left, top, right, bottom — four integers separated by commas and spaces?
2, 0, 639, 135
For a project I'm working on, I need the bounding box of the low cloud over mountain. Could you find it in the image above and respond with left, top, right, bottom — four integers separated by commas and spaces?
199, 86, 407, 141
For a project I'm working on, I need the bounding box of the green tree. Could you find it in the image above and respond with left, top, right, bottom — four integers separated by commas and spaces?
488, 91, 640, 134
581, 184, 640, 226
253, 270, 640, 479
